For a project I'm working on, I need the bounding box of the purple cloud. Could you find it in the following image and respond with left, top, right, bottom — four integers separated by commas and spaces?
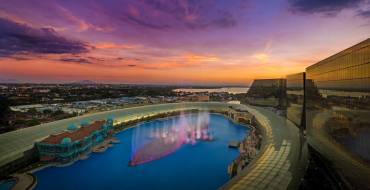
0, 17, 89, 57
98, 0, 239, 30
289, 0, 365, 15
59, 57, 91, 64
357, 9, 370, 18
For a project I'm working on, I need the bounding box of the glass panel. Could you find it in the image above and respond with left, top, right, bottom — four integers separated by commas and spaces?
305, 40, 370, 189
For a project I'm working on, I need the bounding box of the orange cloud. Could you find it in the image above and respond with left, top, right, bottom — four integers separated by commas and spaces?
184, 53, 219, 63
252, 53, 269, 63
0, 55, 304, 85
0, 10, 31, 26
95, 42, 138, 50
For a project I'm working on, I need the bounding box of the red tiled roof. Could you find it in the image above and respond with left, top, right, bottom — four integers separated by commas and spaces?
40, 120, 106, 144
40, 156, 55, 161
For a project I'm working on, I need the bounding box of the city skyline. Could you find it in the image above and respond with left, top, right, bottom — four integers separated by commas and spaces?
0, 0, 370, 85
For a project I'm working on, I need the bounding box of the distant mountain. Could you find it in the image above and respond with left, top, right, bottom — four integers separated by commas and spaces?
0, 78, 21, 84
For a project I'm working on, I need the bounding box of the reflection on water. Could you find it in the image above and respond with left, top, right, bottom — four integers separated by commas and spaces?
341, 130, 370, 162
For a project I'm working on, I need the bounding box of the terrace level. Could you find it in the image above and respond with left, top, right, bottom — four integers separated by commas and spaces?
0, 102, 306, 190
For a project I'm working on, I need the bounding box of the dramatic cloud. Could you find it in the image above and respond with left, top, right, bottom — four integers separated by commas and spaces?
0, 0, 369, 84
95, 42, 138, 49
105, 0, 238, 30
59, 57, 91, 64
122, 13, 171, 30
185, 10, 237, 29
289, 0, 365, 15
184, 53, 219, 63
0, 17, 89, 57
357, 10, 370, 18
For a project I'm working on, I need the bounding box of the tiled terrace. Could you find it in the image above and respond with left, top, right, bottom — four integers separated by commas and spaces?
222, 105, 307, 190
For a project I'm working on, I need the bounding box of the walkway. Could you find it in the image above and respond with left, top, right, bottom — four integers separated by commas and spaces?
221, 105, 308, 190
12, 173, 36, 190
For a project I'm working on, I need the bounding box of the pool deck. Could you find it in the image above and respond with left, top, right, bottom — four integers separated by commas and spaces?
0, 102, 231, 168
0, 102, 307, 190
12, 173, 36, 190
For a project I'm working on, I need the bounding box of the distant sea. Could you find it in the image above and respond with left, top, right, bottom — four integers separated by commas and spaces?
173, 87, 249, 94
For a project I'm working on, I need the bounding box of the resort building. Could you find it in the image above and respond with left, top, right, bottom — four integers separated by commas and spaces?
304, 38, 370, 189
35, 119, 114, 164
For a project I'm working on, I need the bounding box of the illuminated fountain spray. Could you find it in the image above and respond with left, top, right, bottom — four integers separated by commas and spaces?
130, 111, 213, 166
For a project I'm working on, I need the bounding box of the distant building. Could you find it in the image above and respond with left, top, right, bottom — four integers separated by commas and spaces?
181, 94, 210, 102
10, 104, 44, 112
61, 107, 85, 115
197, 95, 210, 102
32, 89, 50, 93
10, 104, 64, 113
35, 119, 114, 164
245, 79, 286, 108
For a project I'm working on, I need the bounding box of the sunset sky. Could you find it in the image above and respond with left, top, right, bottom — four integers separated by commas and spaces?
0, 0, 369, 85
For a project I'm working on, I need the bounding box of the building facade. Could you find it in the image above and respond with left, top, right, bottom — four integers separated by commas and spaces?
305, 38, 370, 189
286, 73, 305, 129
245, 79, 286, 108
35, 119, 114, 164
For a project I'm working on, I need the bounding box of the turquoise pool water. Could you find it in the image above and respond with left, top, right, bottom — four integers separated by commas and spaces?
35, 113, 248, 190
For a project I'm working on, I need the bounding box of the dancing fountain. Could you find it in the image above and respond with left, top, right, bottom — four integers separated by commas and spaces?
129, 111, 214, 166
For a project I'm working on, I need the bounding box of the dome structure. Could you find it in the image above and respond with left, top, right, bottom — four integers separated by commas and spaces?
80, 120, 90, 127
67, 124, 78, 131
61, 137, 72, 145
107, 116, 114, 121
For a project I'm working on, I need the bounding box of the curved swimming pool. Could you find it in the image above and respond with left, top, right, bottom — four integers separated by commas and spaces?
35, 113, 248, 190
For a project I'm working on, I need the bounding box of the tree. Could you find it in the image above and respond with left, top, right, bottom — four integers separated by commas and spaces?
54, 110, 64, 115
28, 108, 38, 114
0, 96, 10, 117
43, 109, 53, 114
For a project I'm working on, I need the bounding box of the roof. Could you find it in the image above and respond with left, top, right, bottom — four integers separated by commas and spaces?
67, 124, 78, 131
40, 120, 106, 144
61, 137, 72, 144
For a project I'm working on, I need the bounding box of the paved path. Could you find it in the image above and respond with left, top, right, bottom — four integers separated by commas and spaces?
221, 105, 308, 190
12, 173, 35, 190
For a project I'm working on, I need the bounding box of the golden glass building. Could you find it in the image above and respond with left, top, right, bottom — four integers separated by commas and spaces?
305, 38, 370, 189
286, 72, 305, 129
